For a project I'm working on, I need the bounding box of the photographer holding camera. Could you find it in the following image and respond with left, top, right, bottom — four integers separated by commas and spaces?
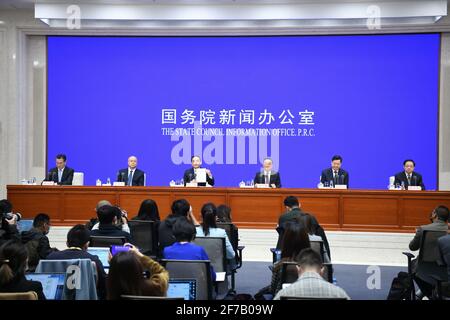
0, 199, 21, 246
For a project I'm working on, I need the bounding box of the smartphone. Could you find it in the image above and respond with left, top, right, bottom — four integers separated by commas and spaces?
110, 245, 130, 256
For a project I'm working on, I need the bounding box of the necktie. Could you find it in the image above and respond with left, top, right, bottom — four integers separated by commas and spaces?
58, 169, 62, 183
128, 171, 133, 186
334, 171, 338, 185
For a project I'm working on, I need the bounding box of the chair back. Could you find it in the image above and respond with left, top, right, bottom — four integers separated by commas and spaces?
161, 259, 212, 300
89, 236, 126, 247
128, 220, 156, 255
193, 236, 226, 273
0, 291, 38, 300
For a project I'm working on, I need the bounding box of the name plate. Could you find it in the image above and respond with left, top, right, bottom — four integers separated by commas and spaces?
42, 181, 56, 186
255, 184, 270, 188
407, 186, 422, 191
185, 182, 198, 187
113, 182, 125, 186
334, 184, 348, 189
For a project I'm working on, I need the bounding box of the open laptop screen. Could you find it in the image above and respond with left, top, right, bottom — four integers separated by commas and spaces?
167, 279, 197, 300
87, 247, 110, 268
25, 273, 66, 300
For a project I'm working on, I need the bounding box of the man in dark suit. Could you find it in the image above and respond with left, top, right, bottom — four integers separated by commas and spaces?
394, 159, 425, 190
117, 156, 145, 186
320, 155, 349, 187
44, 154, 74, 185
254, 158, 281, 188
183, 155, 214, 186
409, 205, 449, 298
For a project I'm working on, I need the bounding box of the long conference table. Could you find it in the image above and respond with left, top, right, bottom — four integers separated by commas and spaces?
6, 185, 450, 233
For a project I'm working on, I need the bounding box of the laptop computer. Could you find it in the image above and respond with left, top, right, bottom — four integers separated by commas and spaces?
17, 219, 33, 233
87, 247, 110, 271
25, 273, 66, 300
167, 279, 197, 300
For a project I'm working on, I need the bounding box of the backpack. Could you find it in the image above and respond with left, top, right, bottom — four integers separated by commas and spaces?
387, 271, 412, 300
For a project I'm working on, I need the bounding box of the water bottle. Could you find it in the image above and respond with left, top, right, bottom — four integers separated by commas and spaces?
401, 181, 405, 190
96, 179, 101, 186
329, 180, 334, 188
107, 177, 111, 185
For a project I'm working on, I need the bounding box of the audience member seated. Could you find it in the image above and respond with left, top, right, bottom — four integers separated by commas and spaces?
277, 196, 331, 258
274, 248, 350, 300
0, 240, 46, 300
408, 205, 449, 298
297, 214, 331, 263
90, 201, 130, 234
158, 199, 199, 252
270, 222, 311, 295
438, 232, 450, 282
107, 244, 168, 300
217, 205, 232, 223
132, 199, 161, 222
195, 203, 235, 260
163, 217, 216, 281
21, 213, 58, 271
0, 200, 21, 246
46, 224, 107, 299
90, 205, 132, 243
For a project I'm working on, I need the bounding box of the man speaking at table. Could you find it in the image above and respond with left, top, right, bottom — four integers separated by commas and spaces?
117, 156, 145, 186
45, 154, 74, 185
394, 159, 426, 190
320, 155, 349, 187
254, 158, 281, 188
183, 155, 215, 186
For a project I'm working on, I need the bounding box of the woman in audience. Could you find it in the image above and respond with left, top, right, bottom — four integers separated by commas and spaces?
0, 240, 46, 299
297, 214, 331, 263
270, 222, 311, 295
132, 199, 160, 222
195, 203, 235, 260
163, 217, 216, 281
216, 205, 232, 223
107, 244, 168, 300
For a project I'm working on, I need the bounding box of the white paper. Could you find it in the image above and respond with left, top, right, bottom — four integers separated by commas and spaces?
196, 168, 207, 183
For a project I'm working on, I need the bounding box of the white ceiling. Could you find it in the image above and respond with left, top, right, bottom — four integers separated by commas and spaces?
1, 0, 447, 10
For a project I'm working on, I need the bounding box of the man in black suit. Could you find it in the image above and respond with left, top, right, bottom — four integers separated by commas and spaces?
320, 155, 349, 187
183, 155, 214, 186
254, 158, 281, 188
44, 154, 74, 185
117, 156, 145, 186
394, 159, 425, 190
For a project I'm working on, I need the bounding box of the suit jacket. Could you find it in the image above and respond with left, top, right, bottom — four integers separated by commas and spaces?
438, 234, 450, 280
0, 276, 46, 300
183, 168, 215, 186
117, 168, 145, 186
254, 171, 282, 188
394, 171, 425, 190
320, 168, 349, 187
409, 220, 449, 251
45, 166, 74, 185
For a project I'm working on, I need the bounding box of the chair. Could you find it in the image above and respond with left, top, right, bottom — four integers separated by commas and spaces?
216, 222, 245, 269
121, 295, 183, 300
402, 230, 448, 300
89, 236, 126, 247
0, 291, 38, 300
35, 259, 98, 300
280, 262, 333, 284
193, 237, 226, 273
161, 259, 213, 300
128, 220, 157, 256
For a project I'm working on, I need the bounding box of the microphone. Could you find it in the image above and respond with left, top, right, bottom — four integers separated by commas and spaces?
412, 175, 417, 186
340, 175, 344, 185
119, 172, 125, 182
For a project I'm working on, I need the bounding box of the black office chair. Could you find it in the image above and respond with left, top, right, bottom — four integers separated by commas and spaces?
89, 236, 126, 247
128, 220, 157, 256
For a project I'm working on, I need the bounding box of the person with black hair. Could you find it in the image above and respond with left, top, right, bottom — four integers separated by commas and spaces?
158, 199, 199, 252
296, 214, 331, 263
46, 224, 107, 299
183, 155, 215, 186
217, 205, 232, 223
21, 213, 58, 271
90, 205, 132, 242
107, 244, 168, 300
408, 205, 449, 298
320, 155, 349, 187
44, 154, 74, 185
195, 203, 235, 259
91, 204, 130, 233
394, 159, 426, 190
0, 200, 21, 246
276, 196, 331, 260
0, 240, 46, 299
132, 199, 160, 222
273, 248, 350, 300
270, 222, 311, 295
163, 217, 216, 281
